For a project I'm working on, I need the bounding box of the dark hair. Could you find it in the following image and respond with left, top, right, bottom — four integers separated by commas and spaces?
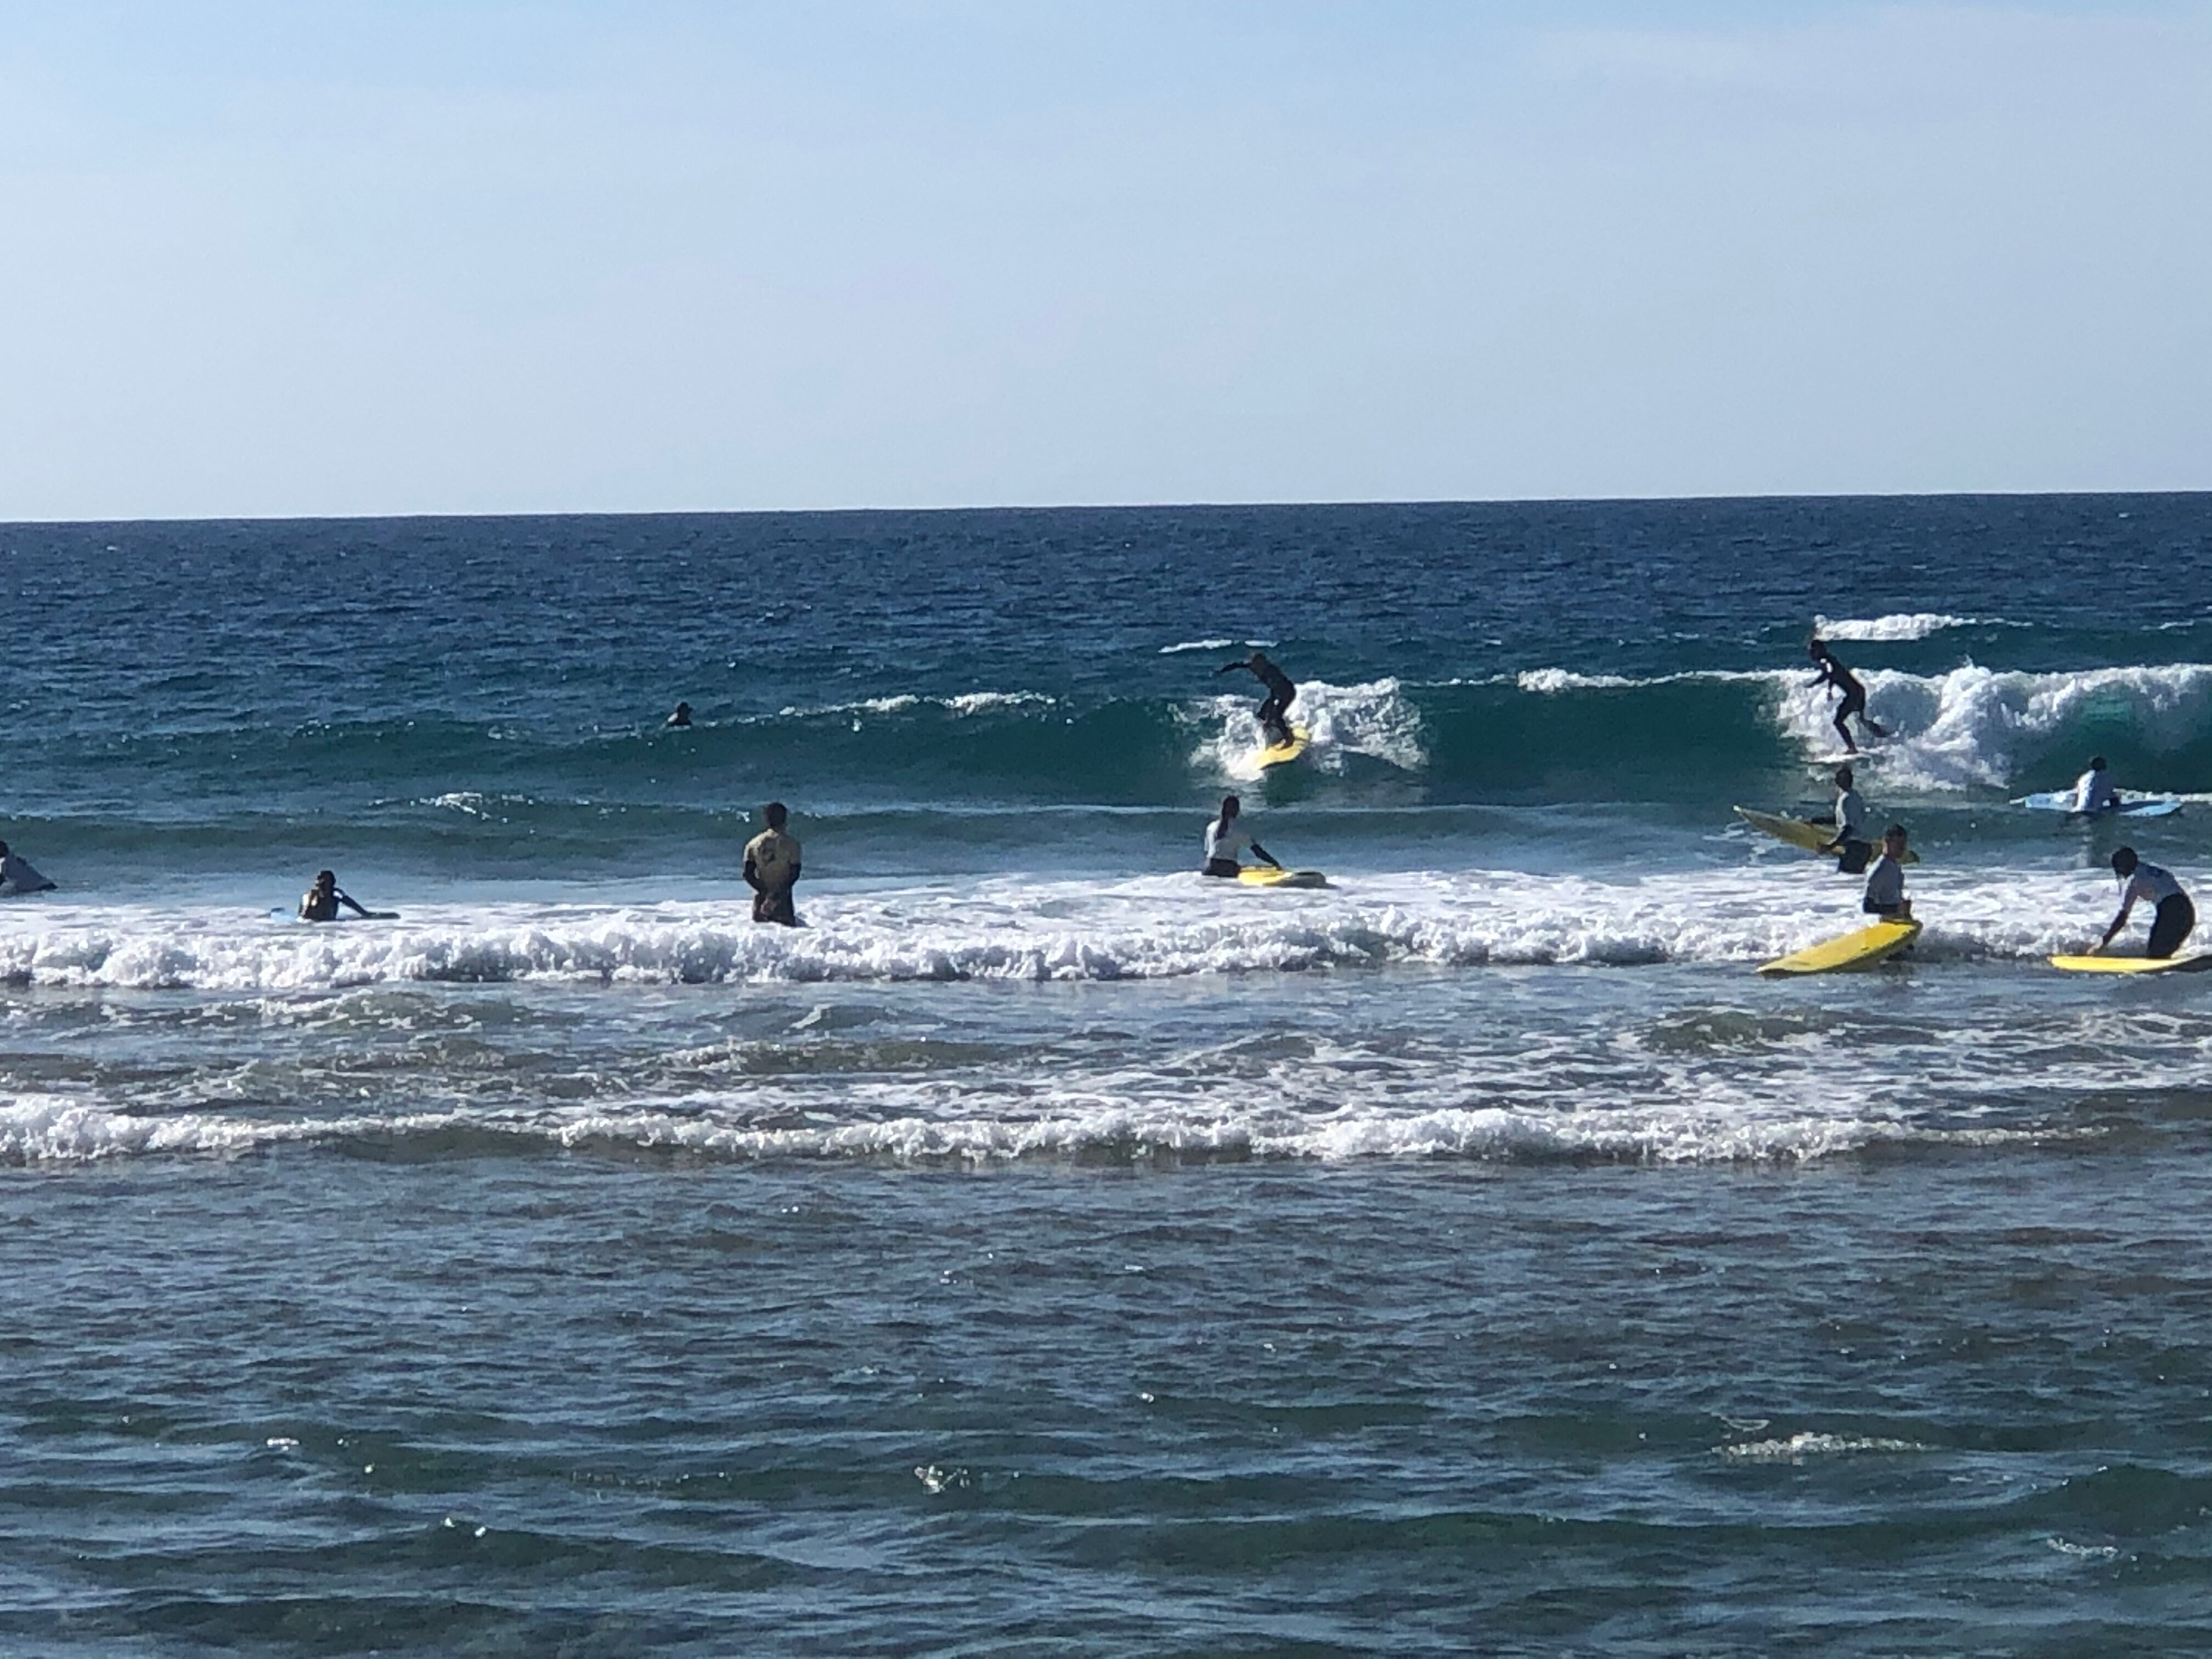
1834, 765, 1854, 787
2090, 755, 2108, 771
0, 841, 9, 857
315, 870, 335, 883
764, 802, 788, 828
1884, 823, 1906, 839
1220, 795, 1240, 816
2112, 845, 2139, 876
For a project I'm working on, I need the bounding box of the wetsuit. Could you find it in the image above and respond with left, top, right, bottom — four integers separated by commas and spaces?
1826, 786, 1871, 873
1813, 651, 1881, 748
1222, 656, 1296, 743
0, 853, 55, 896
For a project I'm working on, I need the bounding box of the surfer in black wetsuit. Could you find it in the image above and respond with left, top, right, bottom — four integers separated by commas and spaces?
1217, 651, 1296, 746
665, 701, 693, 729
298, 870, 375, 923
1808, 639, 1887, 754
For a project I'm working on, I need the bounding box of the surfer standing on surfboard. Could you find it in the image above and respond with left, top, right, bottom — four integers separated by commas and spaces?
1216, 651, 1296, 747
1808, 639, 1887, 754
2090, 847, 2195, 960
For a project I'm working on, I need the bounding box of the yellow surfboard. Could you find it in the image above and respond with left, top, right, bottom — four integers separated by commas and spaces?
1236, 866, 1328, 889
1734, 806, 1920, 864
2048, 953, 2212, 975
1257, 727, 1311, 769
1758, 918, 1921, 976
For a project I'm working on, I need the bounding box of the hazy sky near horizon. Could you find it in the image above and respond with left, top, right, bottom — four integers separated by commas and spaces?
2, 1, 2208, 519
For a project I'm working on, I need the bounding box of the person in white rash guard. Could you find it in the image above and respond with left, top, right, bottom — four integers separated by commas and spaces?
1818, 765, 1872, 873
1202, 795, 1280, 878
2073, 755, 2121, 813
2092, 845, 2196, 959
1861, 825, 1912, 919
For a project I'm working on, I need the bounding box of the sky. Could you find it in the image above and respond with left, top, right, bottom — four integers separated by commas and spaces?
0, 1, 2208, 518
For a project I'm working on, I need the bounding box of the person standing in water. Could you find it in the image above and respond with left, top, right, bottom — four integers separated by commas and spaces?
2073, 755, 2120, 813
1202, 795, 1281, 878
1216, 650, 1297, 747
1861, 825, 1912, 920
1808, 639, 1888, 754
1818, 764, 1874, 873
743, 802, 803, 926
665, 701, 694, 729
2090, 846, 2195, 959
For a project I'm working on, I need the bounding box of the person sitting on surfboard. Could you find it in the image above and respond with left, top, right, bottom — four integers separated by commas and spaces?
2091, 846, 2194, 960
665, 701, 694, 729
1861, 826, 1912, 920
0, 841, 55, 896
1808, 639, 1887, 754
1217, 651, 1296, 747
2073, 755, 2120, 814
1817, 765, 1873, 873
298, 870, 376, 922
1203, 795, 1282, 878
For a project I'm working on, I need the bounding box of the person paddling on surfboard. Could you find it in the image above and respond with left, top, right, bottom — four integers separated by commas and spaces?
1861, 826, 1912, 920
298, 870, 377, 922
1817, 765, 1874, 874
2089, 846, 2195, 960
1217, 651, 1296, 748
1203, 795, 1281, 878
2073, 755, 2120, 813
1808, 639, 1887, 754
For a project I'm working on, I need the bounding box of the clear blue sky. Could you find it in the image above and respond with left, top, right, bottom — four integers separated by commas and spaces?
2, 2, 2207, 518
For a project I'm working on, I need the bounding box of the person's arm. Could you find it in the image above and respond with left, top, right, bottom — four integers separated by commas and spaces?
335, 889, 373, 919
743, 854, 764, 894
1249, 840, 1281, 868
786, 860, 801, 887
2097, 888, 2139, 950
1217, 659, 1251, 678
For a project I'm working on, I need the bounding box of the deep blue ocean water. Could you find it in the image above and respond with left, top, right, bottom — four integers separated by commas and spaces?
5, 495, 2212, 1654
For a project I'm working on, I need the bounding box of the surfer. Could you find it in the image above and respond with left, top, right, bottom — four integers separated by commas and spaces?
1861, 825, 1912, 920
1203, 795, 1281, 878
0, 841, 55, 895
2090, 846, 2195, 960
2073, 755, 2120, 813
1808, 639, 1887, 754
1818, 765, 1873, 873
665, 701, 694, 729
1217, 651, 1296, 747
298, 870, 375, 922
743, 802, 803, 926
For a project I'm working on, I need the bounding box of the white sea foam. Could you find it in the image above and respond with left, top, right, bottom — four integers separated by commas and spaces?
0, 864, 2170, 992
1813, 612, 1979, 642
774, 692, 1055, 719
1192, 677, 1428, 780
1515, 668, 1641, 693
1158, 638, 1272, 655
1718, 1432, 1937, 1462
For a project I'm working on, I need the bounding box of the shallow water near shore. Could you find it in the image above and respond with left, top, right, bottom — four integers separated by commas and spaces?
5, 495, 2212, 1652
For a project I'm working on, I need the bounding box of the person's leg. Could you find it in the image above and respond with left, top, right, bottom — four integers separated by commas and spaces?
2149, 894, 2196, 959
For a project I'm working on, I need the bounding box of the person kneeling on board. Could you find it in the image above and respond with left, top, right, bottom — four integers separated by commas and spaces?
1861, 826, 1912, 921
1818, 765, 1874, 874
744, 801, 803, 926
299, 870, 376, 922
2073, 755, 2120, 813
2090, 846, 2194, 960
0, 840, 56, 896
1203, 795, 1281, 878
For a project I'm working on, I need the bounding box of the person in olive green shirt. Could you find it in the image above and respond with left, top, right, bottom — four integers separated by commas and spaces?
743, 802, 803, 926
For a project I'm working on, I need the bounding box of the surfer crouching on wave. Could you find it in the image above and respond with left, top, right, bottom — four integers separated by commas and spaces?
744, 802, 803, 926
1217, 651, 1296, 747
1203, 796, 1281, 878
1861, 826, 1912, 921
2090, 846, 2195, 960
1808, 639, 1887, 754
299, 870, 375, 922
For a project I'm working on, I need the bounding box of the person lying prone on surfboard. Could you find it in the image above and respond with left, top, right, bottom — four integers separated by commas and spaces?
1203, 795, 1282, 878
1217, 651, 1296, 747
299, 870, 377, 922
1861, 826, 1912, 921
2088, 846, 2196, 960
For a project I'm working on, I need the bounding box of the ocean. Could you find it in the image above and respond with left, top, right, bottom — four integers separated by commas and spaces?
5, 495, 2212, 1655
